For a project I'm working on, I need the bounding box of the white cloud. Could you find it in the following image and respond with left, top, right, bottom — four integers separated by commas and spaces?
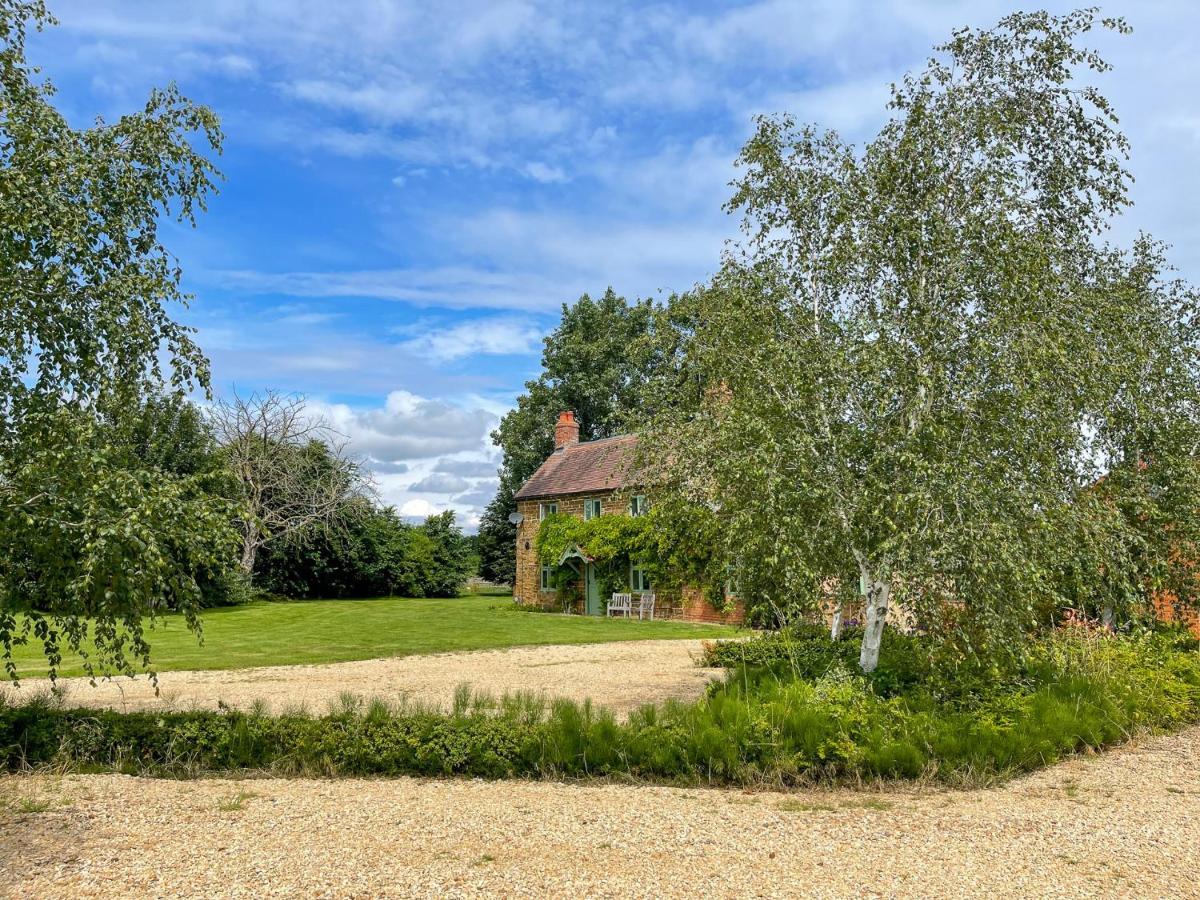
436, 458, 499, 478
311, 390, 496, 462
212, 266, 566, 312
399, 497, 439, 519
409, 472, 472, 493
524, 161, 567, 183
287, 391, 502, 530
754, 75, 896, 141
451, 487, 498, 509
398, 318, 544, 361
285, 77, 431, 124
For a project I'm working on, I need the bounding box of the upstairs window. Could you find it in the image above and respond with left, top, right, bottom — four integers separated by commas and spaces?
539, 501, 558, 520
584, 498, 602, 520
630, 564, 651, 593
629, 494, 648, 517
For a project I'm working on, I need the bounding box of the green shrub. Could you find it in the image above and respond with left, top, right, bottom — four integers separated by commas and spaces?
3, 629, 1197, 786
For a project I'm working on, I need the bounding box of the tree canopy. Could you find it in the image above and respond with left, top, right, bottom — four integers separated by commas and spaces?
478, 289, 665, 583
643, 9, 1200, 670
0, 1, 237, 680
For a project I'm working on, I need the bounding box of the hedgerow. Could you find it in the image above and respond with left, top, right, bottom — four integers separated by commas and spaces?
3, 629, 1197, 786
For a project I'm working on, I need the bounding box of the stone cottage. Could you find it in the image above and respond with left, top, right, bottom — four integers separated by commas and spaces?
512, 411, 744, 624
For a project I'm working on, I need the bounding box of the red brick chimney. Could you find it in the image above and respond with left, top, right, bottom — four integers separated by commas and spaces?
554, 410, 580, 451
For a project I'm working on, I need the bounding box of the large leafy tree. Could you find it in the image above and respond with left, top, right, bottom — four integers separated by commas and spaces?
254, 502, 472, 600
645, 10, 1200, 670
0, 1, 238, 679
478, 289, 663, 583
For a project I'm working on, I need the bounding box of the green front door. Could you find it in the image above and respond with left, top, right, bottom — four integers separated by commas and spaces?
585, 563, 602, 615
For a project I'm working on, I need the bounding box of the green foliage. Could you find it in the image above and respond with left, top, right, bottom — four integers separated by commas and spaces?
642, 9, 1200, 670
535, 504, 729, 605
100, 393, 226, 479
0, 2, 231, 678
478, 289, 668, 583
4, 629, 1196, 785
476, 479, 516, 585
536, 512, 653, 602
255, 508, 474, 600
0, 409, 242, 680
418, 511, 475, 598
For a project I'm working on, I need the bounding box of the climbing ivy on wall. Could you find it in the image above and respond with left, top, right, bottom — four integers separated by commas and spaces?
534, 502, 731, 608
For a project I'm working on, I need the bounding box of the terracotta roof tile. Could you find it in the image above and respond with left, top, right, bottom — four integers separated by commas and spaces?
513, 434, 640, 501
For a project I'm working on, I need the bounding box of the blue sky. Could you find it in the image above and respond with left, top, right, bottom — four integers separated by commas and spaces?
31, 1, 1200, 528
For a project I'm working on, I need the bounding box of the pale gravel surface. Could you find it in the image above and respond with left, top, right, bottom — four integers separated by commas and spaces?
2, 640, 723, 718
2, 726, 1198, 898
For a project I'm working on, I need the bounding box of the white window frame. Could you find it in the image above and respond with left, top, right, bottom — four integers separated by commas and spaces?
584, 498, 602, 521
539, 501, 558, 520
540, 565, 553, 591
629, 494, 648, 517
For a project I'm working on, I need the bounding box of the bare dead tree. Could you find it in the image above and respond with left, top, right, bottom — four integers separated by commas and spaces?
209, 390, 367, 576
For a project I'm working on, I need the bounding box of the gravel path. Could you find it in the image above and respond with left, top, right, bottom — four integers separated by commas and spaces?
2, 640, 722, 718
2, 725, 1197, 898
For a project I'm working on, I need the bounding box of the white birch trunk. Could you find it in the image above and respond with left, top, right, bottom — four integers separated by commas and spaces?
858, 569, 891, 673
830, 604, 843, 640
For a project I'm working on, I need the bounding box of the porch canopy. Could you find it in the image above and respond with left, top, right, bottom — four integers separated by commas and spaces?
557, 543, 593, 572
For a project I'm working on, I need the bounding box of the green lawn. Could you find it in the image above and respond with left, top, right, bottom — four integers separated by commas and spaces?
7, 596, 741, 679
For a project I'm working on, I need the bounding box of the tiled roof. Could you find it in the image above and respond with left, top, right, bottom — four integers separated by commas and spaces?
513, 434, 640, 501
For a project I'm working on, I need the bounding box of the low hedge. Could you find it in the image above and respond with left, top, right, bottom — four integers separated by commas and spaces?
3, 629, 1198, 785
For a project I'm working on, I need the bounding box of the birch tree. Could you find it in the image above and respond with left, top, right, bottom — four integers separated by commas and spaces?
645, 9, 1200, 671
0, 1, 240, 680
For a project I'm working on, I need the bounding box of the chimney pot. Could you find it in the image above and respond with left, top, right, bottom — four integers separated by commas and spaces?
554, 410, 580, 451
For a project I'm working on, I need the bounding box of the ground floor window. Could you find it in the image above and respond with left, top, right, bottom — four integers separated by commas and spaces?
630, 564, 651, 592
540, 565, 553, 590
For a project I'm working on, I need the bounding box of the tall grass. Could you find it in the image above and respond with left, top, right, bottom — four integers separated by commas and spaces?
2, 629, 1197, 786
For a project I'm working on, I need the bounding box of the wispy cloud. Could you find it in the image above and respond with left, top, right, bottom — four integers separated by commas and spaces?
32, 0, 1200, 538
398, 318, 544, 362
523, 161, 567, 184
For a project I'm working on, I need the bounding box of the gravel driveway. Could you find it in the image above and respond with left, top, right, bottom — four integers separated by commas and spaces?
2, 725, 1197, 898
3, 640, 722, 718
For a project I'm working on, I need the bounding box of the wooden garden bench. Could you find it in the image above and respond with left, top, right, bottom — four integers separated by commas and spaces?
608, 592, 633, 617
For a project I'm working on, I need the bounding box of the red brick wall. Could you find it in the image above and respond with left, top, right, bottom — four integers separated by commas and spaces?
1153, 589, 1200, 637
